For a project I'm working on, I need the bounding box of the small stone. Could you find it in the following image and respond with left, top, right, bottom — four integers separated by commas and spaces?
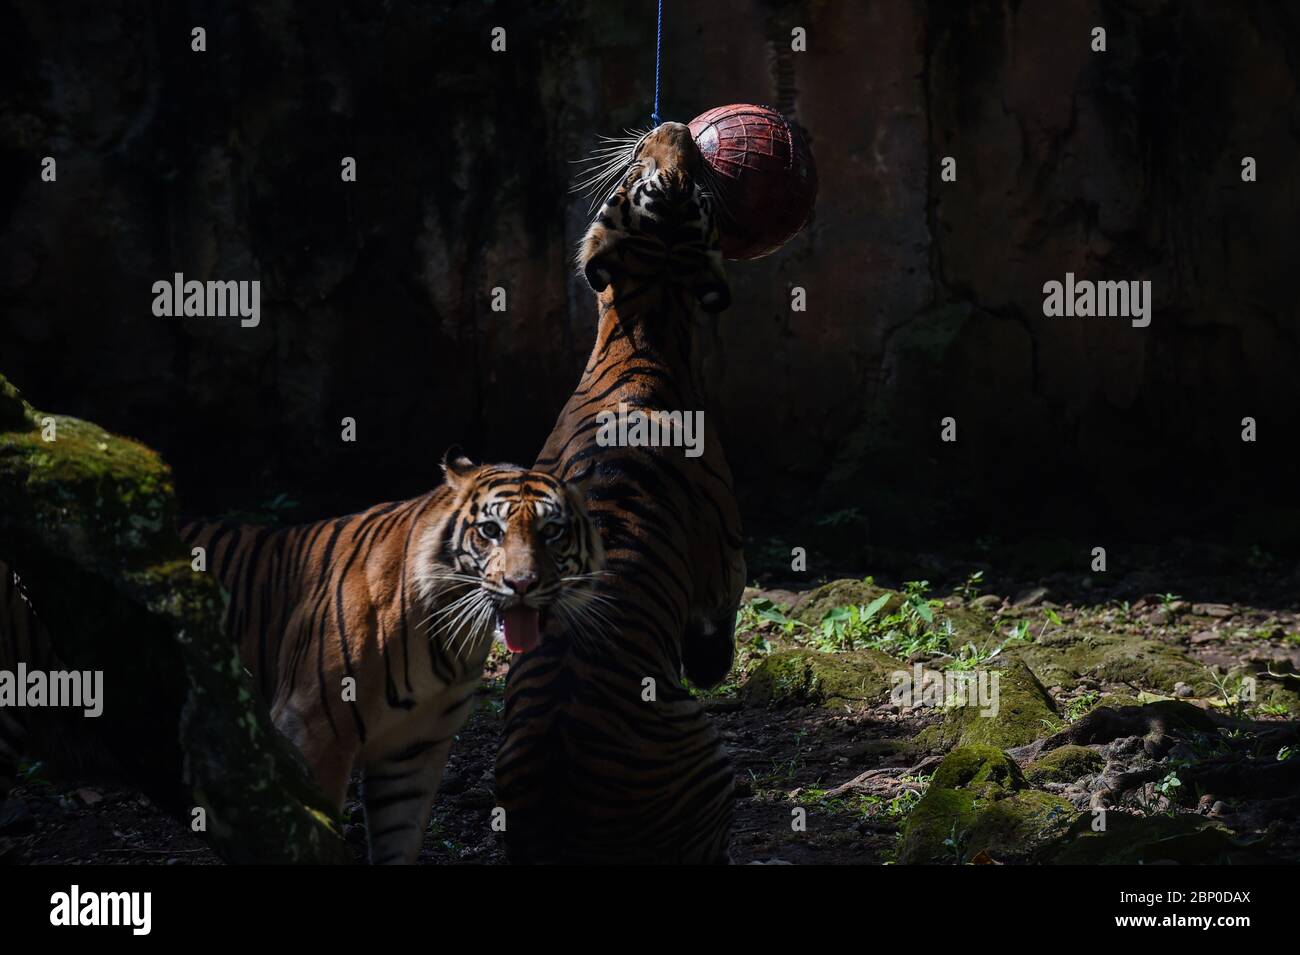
1194, 603, 1233, 618
1014, 587, 1049, 608
1210, 801, 1228, 816
1197, 794, 1215, 812
1189, 631, 1221, 645
1173, 682, 1193, 698
75, 788, 104, 806
972, 594, 1002, 609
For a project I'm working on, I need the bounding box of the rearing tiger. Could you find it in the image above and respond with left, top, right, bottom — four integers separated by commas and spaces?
181, 455, 604, 864
497, 122, 746, 864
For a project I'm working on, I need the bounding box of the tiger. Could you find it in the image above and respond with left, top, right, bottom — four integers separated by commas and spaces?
496, 121, 746, 864
169, 454, 603, 864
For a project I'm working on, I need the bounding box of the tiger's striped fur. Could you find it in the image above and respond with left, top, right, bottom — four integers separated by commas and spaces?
177, 457, 603, 864
497, 122, 746, 864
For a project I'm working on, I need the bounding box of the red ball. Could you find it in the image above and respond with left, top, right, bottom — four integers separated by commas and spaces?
689, 104, 818, 260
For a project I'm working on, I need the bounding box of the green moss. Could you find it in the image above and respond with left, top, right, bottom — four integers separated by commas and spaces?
1048, 812, 1275, 864
743, 647, 904, 708
1025, 744, 1104, 784
1012, 630, 1213, 695
898, 745, 1075, 864
937, 659, 1059, 750
930, 744, 1024, 792
0, 409, 179, 570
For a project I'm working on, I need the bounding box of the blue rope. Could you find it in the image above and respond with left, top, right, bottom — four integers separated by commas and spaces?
651, 0, 663, 126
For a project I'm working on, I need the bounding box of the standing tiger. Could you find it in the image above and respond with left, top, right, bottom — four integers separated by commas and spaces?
180, 455, 604, 864
496, 122, 746, 863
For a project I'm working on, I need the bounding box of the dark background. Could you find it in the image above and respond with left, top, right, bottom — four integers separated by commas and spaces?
3, 0, 1299, 578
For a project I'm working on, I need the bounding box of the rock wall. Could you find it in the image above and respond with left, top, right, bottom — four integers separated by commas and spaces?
2, 1, 1298, 552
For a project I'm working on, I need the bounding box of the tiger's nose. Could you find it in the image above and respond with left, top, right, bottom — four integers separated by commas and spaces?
505, 573, 537, 595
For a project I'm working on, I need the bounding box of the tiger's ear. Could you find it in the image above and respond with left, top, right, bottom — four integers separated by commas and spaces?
441, 447, 477, 488
562, 474, 595, 521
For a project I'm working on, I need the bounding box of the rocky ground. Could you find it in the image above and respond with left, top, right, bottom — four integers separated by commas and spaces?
4, 553, 1300, 865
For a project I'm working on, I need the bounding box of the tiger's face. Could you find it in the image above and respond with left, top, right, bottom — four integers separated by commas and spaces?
422, 455, 604, 655
577, 122, 731, 313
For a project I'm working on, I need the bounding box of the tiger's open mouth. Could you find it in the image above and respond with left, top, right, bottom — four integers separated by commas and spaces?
494, 604, 546, 654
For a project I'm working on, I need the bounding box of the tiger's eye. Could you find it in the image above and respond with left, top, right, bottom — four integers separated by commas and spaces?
477, 522, 503, 541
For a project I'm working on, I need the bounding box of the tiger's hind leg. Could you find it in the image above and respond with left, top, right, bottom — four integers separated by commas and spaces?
361, 737, 453, 865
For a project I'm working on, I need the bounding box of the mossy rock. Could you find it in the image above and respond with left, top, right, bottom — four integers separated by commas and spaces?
743, 647, 904, 708
0, 374, 34, 431
1025, 744, 1104, 784
0, 380, 178, 571
935, 658, 1059, 750
0, 375, 349, 863
790, 579, 902, 626
930, 743, 1025, 793
1012, 630, 1213, 696
1048, 812, 1275, 864
898, 745, 1075, 864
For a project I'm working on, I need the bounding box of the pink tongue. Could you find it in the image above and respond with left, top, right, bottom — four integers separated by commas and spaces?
502, 605, 541, 653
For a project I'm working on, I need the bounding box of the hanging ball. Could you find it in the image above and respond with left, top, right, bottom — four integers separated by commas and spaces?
688, 104, 818, 260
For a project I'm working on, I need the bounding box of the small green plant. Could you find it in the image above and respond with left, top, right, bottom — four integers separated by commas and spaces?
1205, 667, 1248, 720
1064, 690, 1101, 722
946, 640, 1000, 671
1005, 619, 1033, 644
1258, 702, 1290, 717
1155, 772, 1181, 798
737, 598, 793, 633
1278, 746, 1295, 762
942, 821, 969, 865
956, 570, 984, 600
